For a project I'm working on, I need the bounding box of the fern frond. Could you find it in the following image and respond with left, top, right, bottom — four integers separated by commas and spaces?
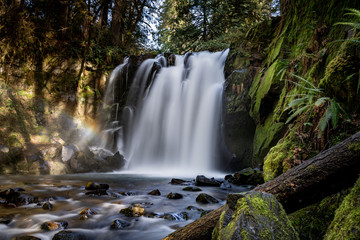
286, 105, 311, 124
317, 106, 332, 138
315, 97, 330, 107
330, 100, 340, 128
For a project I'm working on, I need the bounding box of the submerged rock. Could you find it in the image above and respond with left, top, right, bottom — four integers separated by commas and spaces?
212, 192, 299, 240
110, 219, 130, 229
52, 230, 86, 240
167, 192, 183, 200
164, 212, 189, 221
148, 189, 161, 195
170, 178, 191, 185
40, 221, 68, 231
0, 188, 39, 206
196, 193, 219, 204
195, 175, 221, 187
85, 189, 108, 196
0, 214, 13, 225
182, 186, 202, 192
78, 207, 97, 220
227, 167, 264, 185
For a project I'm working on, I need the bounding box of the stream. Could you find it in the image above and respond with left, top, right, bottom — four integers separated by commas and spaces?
0, 172, 250, 240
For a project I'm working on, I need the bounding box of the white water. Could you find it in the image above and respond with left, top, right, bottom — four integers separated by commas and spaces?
122, 50, 229, 173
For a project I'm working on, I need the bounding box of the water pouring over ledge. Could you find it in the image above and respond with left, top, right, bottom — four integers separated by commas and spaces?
92, 50, 230, 175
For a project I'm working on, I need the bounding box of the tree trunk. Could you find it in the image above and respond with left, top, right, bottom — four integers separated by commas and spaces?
162, 131, 360, 240
162, 206, 224, 240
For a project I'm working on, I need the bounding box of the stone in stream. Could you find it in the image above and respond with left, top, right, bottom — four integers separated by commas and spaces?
182, 186, 202, 192
196, 193, 219, 204
42, 202, 53, 210
78, 208, 97, 220
85, 182, 110, 190
164, 212, 189, 221
0, 188, 39, 206
148, 189, 161, 195
0, 214, 13, 224
52, 230, 87, 240
120, 204, 145, 217
85, 189, 108, 196
110, 219, 131, 229
227, 167, 264, 186
195, 175, 222, 187
167, 192, 183, 199
40, 221, 68, 231
170, 178, 191, 185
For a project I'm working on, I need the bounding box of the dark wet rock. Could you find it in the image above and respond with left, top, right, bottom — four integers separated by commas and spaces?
164, 212, 189, 221
13, 236, 41, 240
182, 186, 202, 192
148, 189, 161, 195
227, 167, 264, 185
4, 203, 16, 208
78, 208, 97, 219
14, 188, 25, 192
85, 189, 108, 196
120, 205, 145, 217
118, 191, 136, 196
147, 212, 161, 218
170, 178, 191, 185
224, 174, 233, 181
110, 219, 130, 229
104, 152, 126, 169
195, 175, 222, 187
220, 182, 232, 190
167, 192, 183, 199
52, 230, 87, 240
0, 188, 39, 206
40, 221, 68, 231
42, 202, 53, 210
186, 206, 204, 212
0, 214, 13, 224
85, 182, 109, 190
196, 193, 219, 204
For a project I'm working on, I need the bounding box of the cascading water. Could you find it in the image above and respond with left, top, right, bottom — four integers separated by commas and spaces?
94, 50, 229, 174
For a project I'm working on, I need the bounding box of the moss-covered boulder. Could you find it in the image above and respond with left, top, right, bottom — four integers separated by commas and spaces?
227, 167, 264, 186
212, 192, 299, 240
324, 177, 360, 240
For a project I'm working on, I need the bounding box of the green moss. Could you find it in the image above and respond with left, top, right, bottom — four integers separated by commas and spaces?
263, 130, 298, 182
324, 177, 360, 240
212, 192, 299, 240
289, 192, 346, 240
253, 113, 286, 167
348, 142, 360, 151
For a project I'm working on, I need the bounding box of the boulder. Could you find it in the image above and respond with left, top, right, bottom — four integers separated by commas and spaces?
212, 192, 299, 240
196, 193, 219, 204
0, 214, 13, 225
104, 151, 126, 169
42, 202, 53, 210
170, 178, 191, 185
0, 145, 9, 163
61, 145, 79, 162
148, 189, 161, 195
167, 192, 183, 200
40, 221, 68, 231
78, 208, 97, 219
110, 219, 130, 229
39, 144, 62, 162
195, 175, 221, 187
227, 167, 264, 185
0, 188, 39, 206
85, 182, 109, 190
52, 230, 87, 240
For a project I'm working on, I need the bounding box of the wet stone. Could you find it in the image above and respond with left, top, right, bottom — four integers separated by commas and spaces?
40, 221, 68, 231
0, 214, 13, 225
42, 202, 53, 210
52, 230, 87, 240
85, 189, 108, 196
170, 178, 191, 185
85, 182, 109, 190
79, 208, 97, 216
167, 192, 183, 200
195, 175, 221, 187
164, 212, 189, 221
182, 186, 202, 192
148, 189, 161, 195
120, 205, 145, 217
196, 193, 219, 204
110, 219, 130, 230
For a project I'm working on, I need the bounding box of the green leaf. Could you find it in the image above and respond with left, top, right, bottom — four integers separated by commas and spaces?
317, 107, 332, 138
287, 97, 309, 108
315, 97, 330, 106
286, 105, 311, 124
330, 100, 339, 128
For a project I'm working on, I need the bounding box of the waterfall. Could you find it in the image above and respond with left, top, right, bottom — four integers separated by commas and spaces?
94, 50, 229, 173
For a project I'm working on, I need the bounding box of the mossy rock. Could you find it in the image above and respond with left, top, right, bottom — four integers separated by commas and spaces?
212, 192, 299, 240
324, 177, 360, 240
289, 192, 347, 240
252, 113, 286, 167
263, 130, 297, 182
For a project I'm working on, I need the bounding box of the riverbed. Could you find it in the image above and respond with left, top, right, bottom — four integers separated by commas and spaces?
0, 173, 250, 240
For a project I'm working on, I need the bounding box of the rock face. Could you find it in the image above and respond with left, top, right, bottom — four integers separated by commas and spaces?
212, 192, 299, 240
324, 177, 360, 240
195, 175, 221, 187
227, 167, 264, 185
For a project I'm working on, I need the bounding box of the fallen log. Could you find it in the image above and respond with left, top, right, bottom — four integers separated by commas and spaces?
254, 131, 360, 213
162, 131, 360, 240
